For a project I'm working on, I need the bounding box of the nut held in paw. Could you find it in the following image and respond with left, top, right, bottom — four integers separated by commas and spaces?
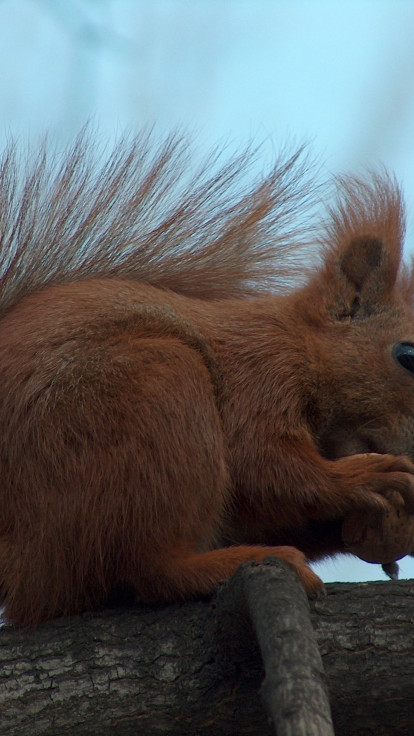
342, 494, 414, 564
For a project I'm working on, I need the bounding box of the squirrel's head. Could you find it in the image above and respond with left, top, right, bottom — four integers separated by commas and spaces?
295, 173, 414, 461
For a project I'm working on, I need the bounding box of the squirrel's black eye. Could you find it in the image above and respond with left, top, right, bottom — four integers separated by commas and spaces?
393, 342, 414, 374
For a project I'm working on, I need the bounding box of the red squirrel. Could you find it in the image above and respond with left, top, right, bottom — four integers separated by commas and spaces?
1, 133, 414, 626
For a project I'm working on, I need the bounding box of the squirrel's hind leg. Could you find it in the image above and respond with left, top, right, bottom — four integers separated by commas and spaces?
130, 544, 323, 602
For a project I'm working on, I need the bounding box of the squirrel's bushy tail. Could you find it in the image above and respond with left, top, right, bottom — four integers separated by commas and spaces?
0, 131, 319, 312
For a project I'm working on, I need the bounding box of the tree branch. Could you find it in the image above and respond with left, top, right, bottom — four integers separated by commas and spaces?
1, 560, 414, 735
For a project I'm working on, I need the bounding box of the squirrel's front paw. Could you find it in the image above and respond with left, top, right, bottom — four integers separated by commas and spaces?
335, 453, 414, 515
342, 490, 414, 564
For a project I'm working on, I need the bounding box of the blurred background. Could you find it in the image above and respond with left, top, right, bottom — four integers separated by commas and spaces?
1, 0, 414, 584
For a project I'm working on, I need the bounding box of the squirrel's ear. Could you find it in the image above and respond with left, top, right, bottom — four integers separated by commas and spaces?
338, 235, 396, 302
323, 174, 405, 315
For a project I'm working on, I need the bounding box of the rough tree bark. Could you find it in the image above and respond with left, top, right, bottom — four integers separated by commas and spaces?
1, 559, 414, 736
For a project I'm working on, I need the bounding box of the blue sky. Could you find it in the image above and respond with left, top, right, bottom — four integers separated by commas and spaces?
1, 0, 414, 583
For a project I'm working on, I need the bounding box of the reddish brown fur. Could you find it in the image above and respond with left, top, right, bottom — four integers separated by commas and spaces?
1, 134, 414, 626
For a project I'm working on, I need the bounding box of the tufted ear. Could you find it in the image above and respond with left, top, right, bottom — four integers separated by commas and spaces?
339, 235, 394, 304
340, 236, 383, 288
322, 174, 405, 317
